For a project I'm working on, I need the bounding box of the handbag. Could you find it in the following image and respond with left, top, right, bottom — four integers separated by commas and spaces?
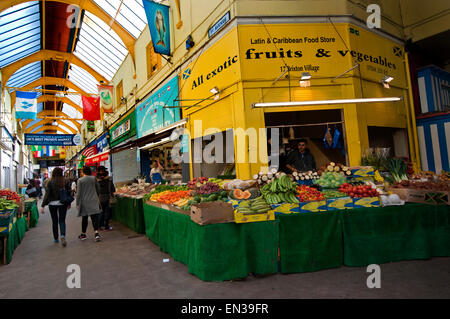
26, 187, 37, 195
60, 188, 75, 205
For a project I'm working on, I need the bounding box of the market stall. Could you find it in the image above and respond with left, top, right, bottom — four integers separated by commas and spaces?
112, 182, 155, 234
110, 157, 450, 281
23, 198, 39, 228
0, 190, 30, 265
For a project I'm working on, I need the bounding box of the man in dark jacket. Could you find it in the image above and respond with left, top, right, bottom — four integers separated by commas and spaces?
286, 139, 317, 172
97, 166, 115, 231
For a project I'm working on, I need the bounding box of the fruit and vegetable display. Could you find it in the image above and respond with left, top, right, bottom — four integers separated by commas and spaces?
187, 177, 209, 189
338, 183, 380, 198
235, 197, 272, 214
292, 171, 319, 182
195, 182, 221, 195
229, 188, 260, 200
254, 169, 292, 185
0, 189, 21, 204
386, 158, 408, 183
297, 185, 325, 202
152, 190, 191, 205
142, 185, 189, 202
223, 179, 256, 190
115, 183, 156, 198
439, 171, 450, 181
0, 197, 19, 210
181, 191, 229, 211
313, 172, 347, 189
317, 162, 351, 176
261, 175, 299, 204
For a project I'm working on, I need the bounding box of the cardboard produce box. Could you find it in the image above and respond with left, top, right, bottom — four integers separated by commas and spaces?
388, 188, 449, 205
190, 202, 235, 225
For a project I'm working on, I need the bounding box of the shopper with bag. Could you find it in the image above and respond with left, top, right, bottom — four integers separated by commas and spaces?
40, 168, 73, 247
96, 166, 115, 231
77, 166, 102, 242
26, 179, 38, 198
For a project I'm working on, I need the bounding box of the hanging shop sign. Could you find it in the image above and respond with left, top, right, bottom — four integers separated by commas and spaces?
136, 76, 180, 138
110, 111, 136, 148
143, 0, 171, 56
96, 132, 109, 153
238, 23, 406, 84
85, 151, 110, 166
87, 121, 96, 132
180, 29, 241, 105
24, 134, 82, 146
208, 11, 231, 38
98, 85, 114, 113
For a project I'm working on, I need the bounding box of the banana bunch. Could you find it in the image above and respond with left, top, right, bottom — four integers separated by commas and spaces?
261, 175, 299, 204
236, 197, 272, 214
174, 197, 193, 207
374, 170, 384, 183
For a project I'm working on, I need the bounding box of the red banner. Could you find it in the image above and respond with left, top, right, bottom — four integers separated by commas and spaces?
85, 152, 109, 166
82, 96, 101, 121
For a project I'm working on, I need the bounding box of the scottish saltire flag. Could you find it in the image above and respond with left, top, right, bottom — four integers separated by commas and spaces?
15, 91, 38, 120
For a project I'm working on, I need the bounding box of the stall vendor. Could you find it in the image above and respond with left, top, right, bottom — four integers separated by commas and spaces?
286, 139, 317, 172
150, 160, 163, 184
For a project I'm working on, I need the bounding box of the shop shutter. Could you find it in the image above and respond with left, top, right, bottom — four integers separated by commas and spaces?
111, 148, 139, 183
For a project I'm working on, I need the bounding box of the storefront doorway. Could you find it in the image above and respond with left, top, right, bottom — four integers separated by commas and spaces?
264, 109, 347, 173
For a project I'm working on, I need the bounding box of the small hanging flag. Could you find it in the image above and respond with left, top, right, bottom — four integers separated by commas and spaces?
15, 91, 38, 120
98, 85, 114, 113
82, 96, 101, 121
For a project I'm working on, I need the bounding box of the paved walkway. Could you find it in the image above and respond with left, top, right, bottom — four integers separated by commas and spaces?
0, 202, 449, 299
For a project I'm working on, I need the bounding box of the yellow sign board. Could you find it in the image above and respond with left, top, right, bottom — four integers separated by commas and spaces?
238, 23, 406, 85
180, 29, 241, 105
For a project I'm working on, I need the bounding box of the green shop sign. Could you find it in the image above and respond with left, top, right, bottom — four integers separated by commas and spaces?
109, 110, 136, 147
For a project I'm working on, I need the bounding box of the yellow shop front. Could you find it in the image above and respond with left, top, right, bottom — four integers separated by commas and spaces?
180, 20, 416, 180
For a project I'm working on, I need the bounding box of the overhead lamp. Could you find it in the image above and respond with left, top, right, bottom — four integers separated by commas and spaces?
51, 120, 58, 126
210, 87, 219, 95
252, 97, 403, 108
299, 72, 311, 87
382, 75, 394, 89
301, 72, 312, 80
214, 94, 220, 101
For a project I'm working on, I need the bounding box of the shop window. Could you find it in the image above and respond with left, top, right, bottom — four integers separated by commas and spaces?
146, 42, 161, 79
264, 110, 347, 172
116, 81, 123, 109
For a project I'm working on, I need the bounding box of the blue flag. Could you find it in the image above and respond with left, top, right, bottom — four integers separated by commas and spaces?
15, 91, 38, 120
143, 0, 171, 55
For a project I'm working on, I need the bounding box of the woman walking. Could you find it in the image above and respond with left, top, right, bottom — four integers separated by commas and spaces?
40, 168, 72, 247
77, 166, 102, 242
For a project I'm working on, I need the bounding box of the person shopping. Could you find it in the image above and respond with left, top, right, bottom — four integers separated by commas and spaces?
40, 168, 72, 247
26, 179, 39, 198
97, 166, 115, 231
77, 166, 102, 242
